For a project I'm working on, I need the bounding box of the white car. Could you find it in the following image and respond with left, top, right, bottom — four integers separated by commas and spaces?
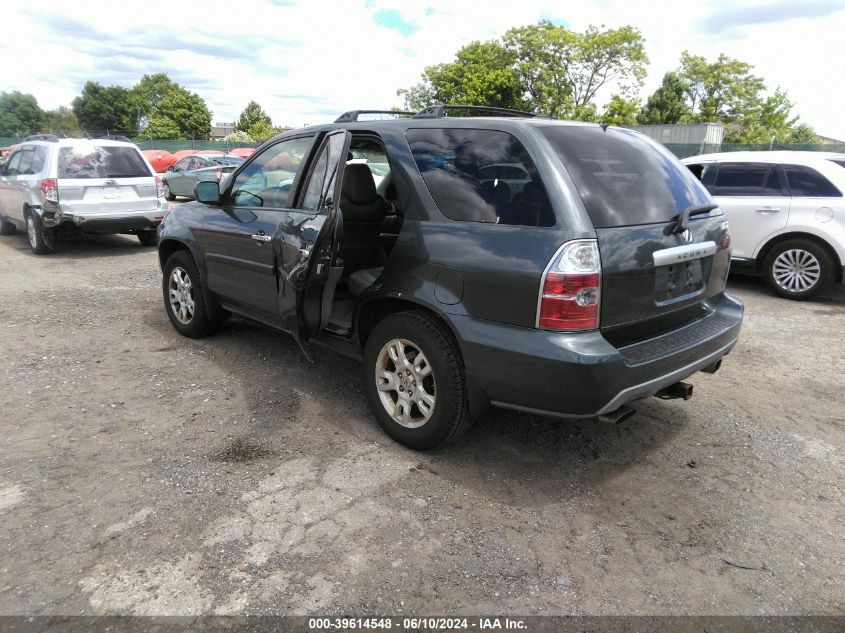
683, 151, 845, 299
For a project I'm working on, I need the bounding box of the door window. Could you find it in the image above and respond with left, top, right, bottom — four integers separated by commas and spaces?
4, 151, 23, 175
229, 136, 315, 209
708, 163, 773, 196
174, 158, 191, 171
408, 127, 554, 226
298, 132, 347, 211
17, 151, 34, 175
784, 164, 842, 197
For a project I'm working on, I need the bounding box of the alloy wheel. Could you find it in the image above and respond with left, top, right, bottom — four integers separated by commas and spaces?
772, 249, 821, 293
375, 338, 436, 428
26, 216, 37, 249
168, 266, 195, 324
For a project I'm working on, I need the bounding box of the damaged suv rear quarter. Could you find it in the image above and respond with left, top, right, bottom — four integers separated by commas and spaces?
157, 110, 743, 450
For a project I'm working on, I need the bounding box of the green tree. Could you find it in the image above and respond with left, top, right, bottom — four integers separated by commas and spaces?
678, 52, 764, 122
503, 22, 648, 119
788, 123, 820, 145
0, 91, 46, 136
600, 95, 640, 126
398, 40, 525, 111
142, 114, 182, 139
726, 88, 820, 144
247, 120, 281, 143
131, 73, 181, 126
44, 106, 83, 137
72, 82, 138, 135
638, 72, 691, 124
154, 90, 212, 139
236, 101, 272, 132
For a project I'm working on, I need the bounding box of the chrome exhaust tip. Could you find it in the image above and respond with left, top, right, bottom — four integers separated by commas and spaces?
598, 404, 636, 426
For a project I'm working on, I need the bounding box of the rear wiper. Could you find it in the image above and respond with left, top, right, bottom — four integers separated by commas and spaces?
666, 203, 718, 235
106, 174, 141, 178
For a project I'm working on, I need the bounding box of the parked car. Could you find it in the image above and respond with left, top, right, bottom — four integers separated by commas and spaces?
171, 149, 224, 161
157, 106, 743, 450
0, 134, 165, 253
0, 145, 17, 167
683, 151, 845, 299
228, 147, 256, 159
161, 154, 244, 200
142, 149, 177, 173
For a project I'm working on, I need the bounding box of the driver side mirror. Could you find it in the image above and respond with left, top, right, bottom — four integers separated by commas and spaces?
195, 181, 220, 205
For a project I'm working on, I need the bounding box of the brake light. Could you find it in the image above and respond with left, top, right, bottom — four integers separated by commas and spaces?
155, 175, 165, 198
39, 178, 58, 202
537, 240, 601, 331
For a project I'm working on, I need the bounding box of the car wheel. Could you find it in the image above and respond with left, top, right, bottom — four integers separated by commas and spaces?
0, 216, 15, 235
162, 251, 219, 337
363, 311, 471, 450
163, 181, 176, 201
137, 230, 157, 247
764, 238, 834, 300
26, 212, 54, 255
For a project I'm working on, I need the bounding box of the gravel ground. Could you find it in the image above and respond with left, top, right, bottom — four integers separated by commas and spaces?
0, 229, 843, 616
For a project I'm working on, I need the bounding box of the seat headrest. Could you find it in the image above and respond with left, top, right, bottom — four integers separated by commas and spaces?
342, 164, 378, 204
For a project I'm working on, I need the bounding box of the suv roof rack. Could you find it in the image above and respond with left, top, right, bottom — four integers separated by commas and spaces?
22, 134, 60, 143
412, 104, 543, 119
334, 110, 416, 123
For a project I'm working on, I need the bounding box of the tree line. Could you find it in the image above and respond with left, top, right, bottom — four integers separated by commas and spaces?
0, 74, 286, 143
398, 20, 820, 144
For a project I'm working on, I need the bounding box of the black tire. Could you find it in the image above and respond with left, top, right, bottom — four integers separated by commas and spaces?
363, 311, 471, 450
137, 230, 157, 246
0, 216, 15, 235
763, 238, 834, 300
25, 212, 54, 255
162, 251, 219, 338
162, 181, 176, 201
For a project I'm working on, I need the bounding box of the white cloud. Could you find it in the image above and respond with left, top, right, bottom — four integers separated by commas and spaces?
4, 0, 845, 139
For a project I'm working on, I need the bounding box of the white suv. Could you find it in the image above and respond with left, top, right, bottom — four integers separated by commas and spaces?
683, 151, 845, 299
0, 135, 165, 254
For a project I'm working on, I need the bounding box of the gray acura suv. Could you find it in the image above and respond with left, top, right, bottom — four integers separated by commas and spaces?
156, 106, 743, 450
0, 135, 165, 253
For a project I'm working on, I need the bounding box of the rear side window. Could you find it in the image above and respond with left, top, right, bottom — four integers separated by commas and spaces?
706, 162, 782, 196
58, 146, 152, 179
784, 164, 842, 197
32, 147, 47, 173
539, 126, 712, 228
406, 128, 555, 226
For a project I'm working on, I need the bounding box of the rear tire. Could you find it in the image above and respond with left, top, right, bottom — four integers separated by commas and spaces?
26, 212, 54, 255
763, 238, 834, 300
137, 230, 157, 246
162, 251, 219, 338
363, 311, 471, 450
0, 216, 15, 235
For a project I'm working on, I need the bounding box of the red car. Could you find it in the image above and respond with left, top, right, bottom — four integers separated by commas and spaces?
142, 149, 177, 173
228, 147, 256, 158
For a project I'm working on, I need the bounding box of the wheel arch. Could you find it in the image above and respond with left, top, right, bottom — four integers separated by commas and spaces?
755, 232, 842, 282
356, 296, 489, 418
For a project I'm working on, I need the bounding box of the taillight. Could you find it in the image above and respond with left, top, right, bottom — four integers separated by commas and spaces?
214, 168, 222, 182
39, 178, 58, 202
537, 240, 601, 331
155, 176, 165, 198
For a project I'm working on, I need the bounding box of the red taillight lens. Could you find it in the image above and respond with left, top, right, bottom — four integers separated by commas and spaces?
537, 240, 601, 331
39, 178, 58, 202
155, 175, 165, 198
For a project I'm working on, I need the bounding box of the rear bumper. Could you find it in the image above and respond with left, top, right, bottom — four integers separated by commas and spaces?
452, 293, 743, 418
41, 202, 164, 233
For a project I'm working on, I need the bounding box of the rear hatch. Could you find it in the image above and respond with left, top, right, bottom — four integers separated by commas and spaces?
56, 144, 159, 216
539, 125, 731, 346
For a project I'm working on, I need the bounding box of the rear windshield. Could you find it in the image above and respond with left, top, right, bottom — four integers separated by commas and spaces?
58, 146, 152, 179
539, 126, 714, 228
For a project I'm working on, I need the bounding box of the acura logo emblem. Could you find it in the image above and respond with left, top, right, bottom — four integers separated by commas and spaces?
681, 229, 693, 243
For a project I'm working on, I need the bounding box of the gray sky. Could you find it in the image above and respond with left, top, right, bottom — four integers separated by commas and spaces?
5, 0, 845, 139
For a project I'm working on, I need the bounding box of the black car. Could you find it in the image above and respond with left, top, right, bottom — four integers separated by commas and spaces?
156, 105, 743, 450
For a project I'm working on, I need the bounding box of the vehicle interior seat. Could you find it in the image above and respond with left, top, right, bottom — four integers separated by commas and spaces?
340, 164, 390, 296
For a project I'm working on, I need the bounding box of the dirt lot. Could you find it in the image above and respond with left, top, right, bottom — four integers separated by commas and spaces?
0, 229, 842, 617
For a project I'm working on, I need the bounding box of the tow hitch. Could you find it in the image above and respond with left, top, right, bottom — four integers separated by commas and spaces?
655, 381, 694, 401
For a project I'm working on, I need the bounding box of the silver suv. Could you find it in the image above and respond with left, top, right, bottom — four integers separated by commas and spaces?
0, 135, 165, 254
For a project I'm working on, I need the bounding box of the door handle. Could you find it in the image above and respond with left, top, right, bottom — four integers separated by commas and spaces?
755, 206, 781, 213
251, 233, 272, 242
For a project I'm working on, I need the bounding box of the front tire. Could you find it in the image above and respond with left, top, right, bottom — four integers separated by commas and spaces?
162, 251, 219, 337
764, 239, 834, 300
363, 311, 471, 450
26, 212, 54, 255
163, 181, 176, 201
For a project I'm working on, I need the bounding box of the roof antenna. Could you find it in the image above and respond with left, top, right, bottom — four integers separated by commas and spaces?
600, 123, 610, 132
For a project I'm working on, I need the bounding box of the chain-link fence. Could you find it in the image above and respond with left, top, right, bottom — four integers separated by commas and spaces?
2, 135, 844, 160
